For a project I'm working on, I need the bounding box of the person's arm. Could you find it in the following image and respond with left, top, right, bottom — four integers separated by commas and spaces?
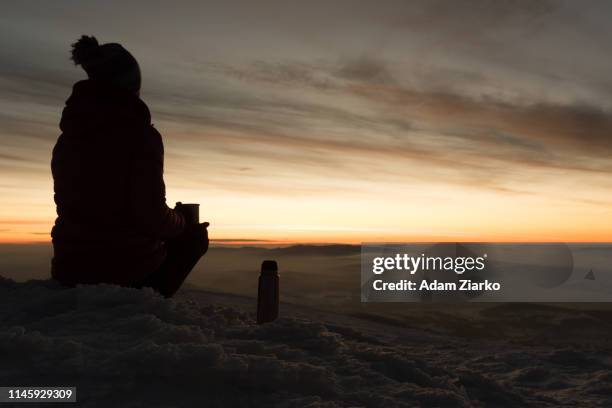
128, 126, 185, 238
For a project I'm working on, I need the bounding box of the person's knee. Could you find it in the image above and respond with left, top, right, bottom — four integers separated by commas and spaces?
171, 224, 209, 254
195, 238, 208, 257
186, 235, 208, 261
190, 223, 209, 255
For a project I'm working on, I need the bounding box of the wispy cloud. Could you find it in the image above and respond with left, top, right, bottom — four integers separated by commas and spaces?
1, 0, 612, 242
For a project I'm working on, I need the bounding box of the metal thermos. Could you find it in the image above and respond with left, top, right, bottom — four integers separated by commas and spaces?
257, 260, 279, 324
175, 202, 200, 225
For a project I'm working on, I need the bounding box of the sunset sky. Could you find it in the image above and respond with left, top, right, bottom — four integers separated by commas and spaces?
2, 0, 612, 244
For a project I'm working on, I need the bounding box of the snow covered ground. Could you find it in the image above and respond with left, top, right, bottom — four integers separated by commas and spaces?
2, 275, 612, 407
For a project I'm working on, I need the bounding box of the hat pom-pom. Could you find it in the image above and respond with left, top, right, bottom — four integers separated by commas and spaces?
71, 35, 100, 66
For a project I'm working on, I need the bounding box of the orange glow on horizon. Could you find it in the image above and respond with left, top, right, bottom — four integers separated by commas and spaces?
3, 174, 612, 245
2, 222, 612, 245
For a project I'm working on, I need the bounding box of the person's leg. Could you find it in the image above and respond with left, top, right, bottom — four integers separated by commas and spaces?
141, 224, 208, 297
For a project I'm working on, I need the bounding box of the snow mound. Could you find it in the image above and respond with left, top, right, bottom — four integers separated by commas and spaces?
1, 277, 609, 407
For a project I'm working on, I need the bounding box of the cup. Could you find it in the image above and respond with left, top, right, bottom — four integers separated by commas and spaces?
175, 202, 200, 225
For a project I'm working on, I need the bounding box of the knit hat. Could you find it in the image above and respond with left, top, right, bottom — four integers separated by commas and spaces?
70, 35, 141, 93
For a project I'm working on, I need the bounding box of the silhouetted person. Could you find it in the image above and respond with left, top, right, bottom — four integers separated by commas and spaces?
51, 36, 208, 297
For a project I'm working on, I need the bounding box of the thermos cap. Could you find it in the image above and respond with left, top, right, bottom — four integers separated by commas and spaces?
261, 260, 278, 275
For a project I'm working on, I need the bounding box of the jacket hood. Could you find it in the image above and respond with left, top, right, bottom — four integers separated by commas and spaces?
60, 80, 151, 133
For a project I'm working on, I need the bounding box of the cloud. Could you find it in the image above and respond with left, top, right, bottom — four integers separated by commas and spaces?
333, 57, 396, 85
218, 60, 334, 90
1, 0, 612, 215
209, 57, 612, 187
346, 79, 612, 156
385, 0, 557, 46
2, 44, 612, 202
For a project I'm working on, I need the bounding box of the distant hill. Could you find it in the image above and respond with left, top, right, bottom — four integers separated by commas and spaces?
211, 244, 360, 257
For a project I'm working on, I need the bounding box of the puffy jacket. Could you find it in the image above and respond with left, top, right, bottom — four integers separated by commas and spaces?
51, 79, 185, 286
